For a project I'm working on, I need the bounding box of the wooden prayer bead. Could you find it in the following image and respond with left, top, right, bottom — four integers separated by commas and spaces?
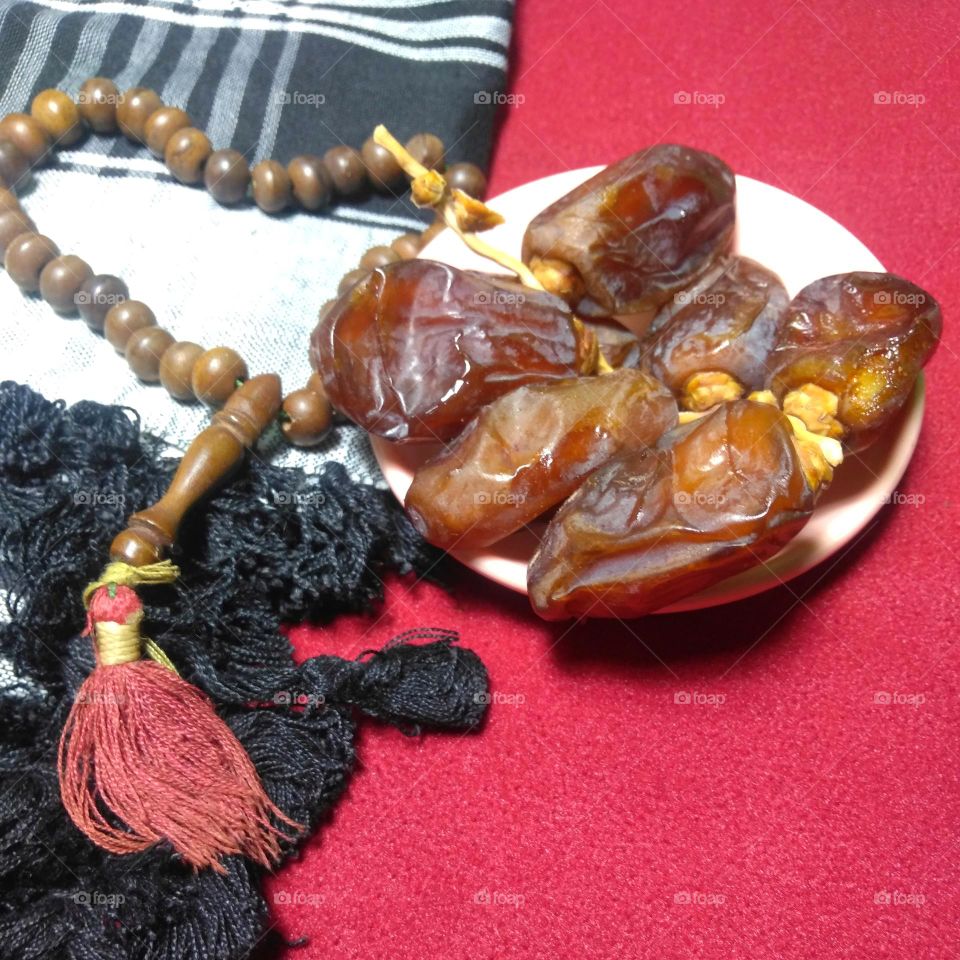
359, 245, 399, 269
405, 133, 445, 171
164, 127, 212, 184
117, 88, 162, 142
446, 161, 487, 198
159, 340, 204, 400
0, 114, 49, 165
0, 141, 29, 189
281, 387, 332, 446
4, 233, 59, 291
420, 217, 445, 248
323, 145, 365, 196
191, 346, 248, 407
338, 268, 368, 295
361, 137, 404, 192
104, 300, 156, 352
31, 90, 84, 147
0, 187, 19, 213
204, 149, 250, 205
288, 155, 332, 211
391, 232, 422, 260
77, 274, 129, 330
0, 208, 35, 257
144, 106, 191, 159
126, 326, 174, 381
39, 255, 94, 313
77, 77, 120, 133
251, 159, 291, 214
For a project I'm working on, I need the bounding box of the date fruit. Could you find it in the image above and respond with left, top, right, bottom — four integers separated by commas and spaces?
405, 369, 677, 550
528, 400, 815, 619
311, 260, 596, 441
643, 256, 789, 408
766, 272, 941, 449
522, 144, 736, 334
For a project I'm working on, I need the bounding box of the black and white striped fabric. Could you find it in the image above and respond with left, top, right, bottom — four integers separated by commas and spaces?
0, 0, 514, 481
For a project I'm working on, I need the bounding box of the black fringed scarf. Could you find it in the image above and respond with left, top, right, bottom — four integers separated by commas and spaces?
0, 380, 488, 959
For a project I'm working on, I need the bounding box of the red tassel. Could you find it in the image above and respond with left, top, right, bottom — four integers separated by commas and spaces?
59, 584, 299, 872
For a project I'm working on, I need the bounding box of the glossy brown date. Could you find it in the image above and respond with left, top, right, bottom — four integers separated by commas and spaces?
405, 369, 677, 550
528, 400, 815, 619
766, 272, 941, 449
521, 144, 736, 334
643, 256, 789, 404
310, 260, 595, 442
585, 319, 644, 369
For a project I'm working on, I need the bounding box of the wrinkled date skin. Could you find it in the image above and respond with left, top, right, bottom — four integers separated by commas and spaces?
585, 319, 644, 369
767, 272, 941, 448
528, 400, 815, 620
310, 260, 594, 441
643, 256, 789, 395
522, 144, 736, 333
405, 369, 677, 550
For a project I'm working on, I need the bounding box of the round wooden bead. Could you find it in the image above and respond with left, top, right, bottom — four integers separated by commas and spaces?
420, 217, 445, 248
0, 208, 36, 257
0, 141, 29, 190
4, 233, 59, 291
164, 127, 212, 184
191, 346, 248, 407
391, 232, 422, 260
281, 387, 332, 446
251, 159, 291, 214
0, 187, 19, 213
117, 88, 162, 142
338, 268, 369, 296
143, 106, 191, 159
361, 137, 404, 192
30, 89, 84, 147
288, 155, 332, 211
39, 255, 94, 314
126, 326, 175, 382
323, 145, 365, 196
77, 77, 120, 133
204, 149, 250, 204
359, 245, 399, 269
104, 300, 156, 352
446, 161, 487, 198
77, 273, 129, 330
405, 133, 445, 171
159, 340, 204, 400
0, 114, 50, 165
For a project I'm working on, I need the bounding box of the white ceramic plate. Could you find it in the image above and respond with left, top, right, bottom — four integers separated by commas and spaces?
370, 168, 924, 613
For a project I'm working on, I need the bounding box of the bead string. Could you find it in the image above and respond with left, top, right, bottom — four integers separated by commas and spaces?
0, 78, 488, 447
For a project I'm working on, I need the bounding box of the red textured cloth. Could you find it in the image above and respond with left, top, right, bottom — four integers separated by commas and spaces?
270, 3, 960, 956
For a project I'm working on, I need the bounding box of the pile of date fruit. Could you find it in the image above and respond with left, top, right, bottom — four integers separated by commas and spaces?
312, 140, 942, 620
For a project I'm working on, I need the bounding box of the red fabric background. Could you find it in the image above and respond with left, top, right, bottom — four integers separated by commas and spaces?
271, 2, 960, 956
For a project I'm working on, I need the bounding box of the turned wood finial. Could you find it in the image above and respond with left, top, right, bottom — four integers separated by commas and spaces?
109, 374, 282, 565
